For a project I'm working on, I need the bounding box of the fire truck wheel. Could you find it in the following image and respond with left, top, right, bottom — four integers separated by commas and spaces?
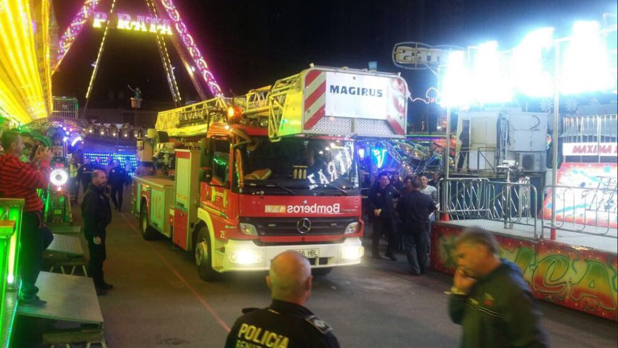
195, 226, 218, 281
312, 267, 333, 276
140, 204, 158, 240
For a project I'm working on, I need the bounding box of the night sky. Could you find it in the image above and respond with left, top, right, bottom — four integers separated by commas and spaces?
51, 0, 615, 112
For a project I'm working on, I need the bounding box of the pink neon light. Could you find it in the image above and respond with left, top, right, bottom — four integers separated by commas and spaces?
159, 0, 223, 97
56, 0, 100, 68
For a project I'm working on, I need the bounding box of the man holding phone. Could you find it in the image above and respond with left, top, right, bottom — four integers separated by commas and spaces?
0, 131, 53, 307
449, 228, 548, 348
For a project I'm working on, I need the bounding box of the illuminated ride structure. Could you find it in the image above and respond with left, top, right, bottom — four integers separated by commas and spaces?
133, 66, 408, 281
427, 18, 618, 321
35, 0, 227, 226
50, 0, 229, 178
55, 0, 225, 112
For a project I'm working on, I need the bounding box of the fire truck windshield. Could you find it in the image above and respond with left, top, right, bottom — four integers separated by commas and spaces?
236, 137, 359, 193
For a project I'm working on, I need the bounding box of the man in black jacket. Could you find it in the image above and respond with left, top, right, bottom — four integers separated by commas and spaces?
397, 178, 436, 275
449, 228, 548, 348
81, 169, 113, 295
368, 172, 399, 261
225, 251, 340, 348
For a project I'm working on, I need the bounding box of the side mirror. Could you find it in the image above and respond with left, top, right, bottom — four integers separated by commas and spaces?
200, 138, 212, 183
200, 138, 212, 167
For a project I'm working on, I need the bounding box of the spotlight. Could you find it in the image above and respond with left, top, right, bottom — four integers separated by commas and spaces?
50, 169, 69, 187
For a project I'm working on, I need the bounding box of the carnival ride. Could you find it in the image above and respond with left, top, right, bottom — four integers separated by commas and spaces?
55, 0, 225, 112
12, 0, 229, 226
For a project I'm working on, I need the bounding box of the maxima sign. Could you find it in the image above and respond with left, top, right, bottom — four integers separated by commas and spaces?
563, 143, 618, 157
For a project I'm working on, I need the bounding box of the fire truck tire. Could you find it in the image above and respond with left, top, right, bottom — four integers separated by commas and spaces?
312, 267, 333, 276
140, 204, 158, 241
195, 226, 218, 281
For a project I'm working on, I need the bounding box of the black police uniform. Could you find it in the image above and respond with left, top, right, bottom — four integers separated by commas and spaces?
397, 190, 437, 274
225, 300, 340, 348
81, 183, 112, 289
368, 183, 399, 258
108, 166, 128, 211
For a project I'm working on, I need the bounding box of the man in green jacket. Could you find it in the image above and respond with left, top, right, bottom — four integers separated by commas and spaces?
449, 227, 548, 348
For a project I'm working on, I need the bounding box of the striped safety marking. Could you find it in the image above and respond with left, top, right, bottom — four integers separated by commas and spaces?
386, 78, 407, 135
304, 71, 327, 130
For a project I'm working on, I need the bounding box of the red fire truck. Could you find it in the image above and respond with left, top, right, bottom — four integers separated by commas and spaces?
132, 66, 408, 281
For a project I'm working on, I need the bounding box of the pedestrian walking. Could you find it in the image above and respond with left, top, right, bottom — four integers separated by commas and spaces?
449, 227, 548, 348
225, 251, 340, 348
108, 160, 129, 212
81, 169, 113, 295
397, 178, 436, 275
0, 131, 54, 307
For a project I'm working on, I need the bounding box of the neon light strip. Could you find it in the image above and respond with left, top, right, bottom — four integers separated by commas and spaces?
55, 0, 100, 72
158, 0, 223, 97
0, 0, 49, 122
7, 233, 17, 285
146, 0, 181, 105
85, 0, 118, 99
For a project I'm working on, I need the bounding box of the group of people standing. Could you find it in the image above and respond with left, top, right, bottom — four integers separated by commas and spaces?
74, 156, 130, 212
0, 128, 130, 305
368, 172, 439, 276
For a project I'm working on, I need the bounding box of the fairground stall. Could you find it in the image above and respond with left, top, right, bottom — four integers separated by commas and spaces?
432, 17, 617, 320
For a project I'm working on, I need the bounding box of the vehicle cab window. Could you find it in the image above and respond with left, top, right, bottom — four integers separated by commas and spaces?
212, 138, 230, 186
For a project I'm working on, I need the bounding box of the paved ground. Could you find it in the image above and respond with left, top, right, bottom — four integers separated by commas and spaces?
12, 195, 618, 348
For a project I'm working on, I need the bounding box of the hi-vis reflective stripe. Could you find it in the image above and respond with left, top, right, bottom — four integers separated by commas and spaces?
265, 205, 286, 214
304, 70, 327, 130
237, 324, 290, 348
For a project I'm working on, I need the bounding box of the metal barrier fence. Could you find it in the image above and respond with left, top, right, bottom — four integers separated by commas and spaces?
541, 185, 617, 239
438, 178, 539, 238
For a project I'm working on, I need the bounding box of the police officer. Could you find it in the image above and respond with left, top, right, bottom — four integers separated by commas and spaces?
81, 170, 113, 295
368, 172, 399, 261
225, 251, 340, 348
108, 160, 128, 212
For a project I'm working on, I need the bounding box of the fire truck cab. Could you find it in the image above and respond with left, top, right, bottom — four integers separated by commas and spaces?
133, 66, 408, 281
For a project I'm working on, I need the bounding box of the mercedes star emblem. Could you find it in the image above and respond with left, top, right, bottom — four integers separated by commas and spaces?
297, 218, 312, 234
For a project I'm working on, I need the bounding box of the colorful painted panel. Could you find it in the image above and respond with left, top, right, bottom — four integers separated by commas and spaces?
543, 163, 617, 229
431, 224, 618, 320
533, 241, 617, 320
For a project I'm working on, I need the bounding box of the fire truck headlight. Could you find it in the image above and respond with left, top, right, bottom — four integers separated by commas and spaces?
230, 250, 262, 265
239, 223, 258, 236
344, 222, 360, 235
50, 169, 69, 187
341, 246, 364, 260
